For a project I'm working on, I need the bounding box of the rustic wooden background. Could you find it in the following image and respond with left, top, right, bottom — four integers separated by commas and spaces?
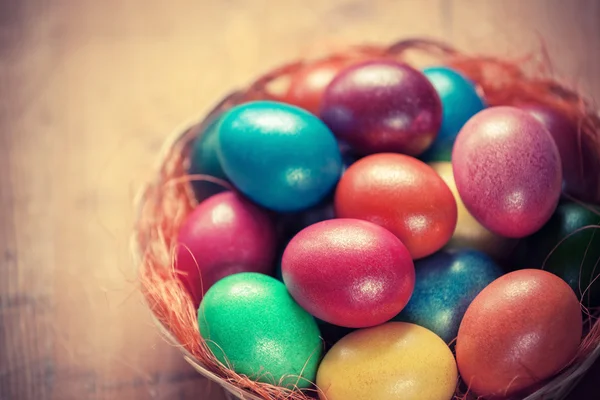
1, 0, 599, 399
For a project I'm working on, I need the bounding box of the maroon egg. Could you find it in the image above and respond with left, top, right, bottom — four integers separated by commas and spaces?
320, 60, 442, 156
456, 269, 582, 398
452, 106, 562, 238
282, 219, 415, 328
521, 103, 600, 203
175, 191, 276, 307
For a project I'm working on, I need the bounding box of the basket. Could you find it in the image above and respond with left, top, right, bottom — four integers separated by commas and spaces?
133, 38, 600, 400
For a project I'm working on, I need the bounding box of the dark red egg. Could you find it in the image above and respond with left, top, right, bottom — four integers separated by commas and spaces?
320, 60, 442, 156
176, 191, 277, 307
335, 153, 457, 259
282, 219, 415, 328
521, 103, 600, 203
453, 106, 562, 238
283, 58, 350, 115
456, 269, 582, 398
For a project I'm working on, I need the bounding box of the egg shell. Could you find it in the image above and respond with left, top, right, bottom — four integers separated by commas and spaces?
335, 153, 457, 259
521, 103, 600, 203
316, 322, 458, 400
430, 162, 516, 259
176, 191, 276, 306
394, 249, 503, 343
456, 269, 582, 398
198, 273, 322, 388
217, 101, 342, 212
320, 60, 442, 156
452, 106, 562, 238
188, 116, 228, 202
282, 219, 415, 328
283, 58, 350, 115
512, 201, 600, 307
420, 66, 486, 162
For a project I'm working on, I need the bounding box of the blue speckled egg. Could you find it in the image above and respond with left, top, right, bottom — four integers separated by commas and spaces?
217, 101, 343, 212
188, 116, 229, 202
420, 66, 486, 162
394, 249, 503, 343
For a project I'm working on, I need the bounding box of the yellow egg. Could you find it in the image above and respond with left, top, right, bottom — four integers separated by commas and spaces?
429, 162, 515, 258
316, 322, 457, 400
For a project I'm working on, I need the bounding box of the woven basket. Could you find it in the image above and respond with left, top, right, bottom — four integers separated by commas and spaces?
133, 38, 600, 400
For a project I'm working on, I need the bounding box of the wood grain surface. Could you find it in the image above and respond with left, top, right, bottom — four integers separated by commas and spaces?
0, 0, 598, 399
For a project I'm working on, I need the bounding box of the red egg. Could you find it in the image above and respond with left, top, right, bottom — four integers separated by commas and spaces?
521, 103, 600, 203
320, 60, 442, 156
452, 106, 562, 238
335, 153, 457, 259
456, 269, 582, 398
282, 219, 415, 328
283, 58, 350, 115
176, 191, 276, 307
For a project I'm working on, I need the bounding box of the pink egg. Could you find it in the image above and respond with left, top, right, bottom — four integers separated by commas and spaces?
176, 191, 277, 307
452, 106, 562, 238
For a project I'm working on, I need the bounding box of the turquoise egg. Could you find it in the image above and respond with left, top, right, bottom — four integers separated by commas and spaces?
217, 101, 343, 212
198, 273, 322, 388
188, 115, 228, 202
394, 249, 503, 343
420, 66, 486, 162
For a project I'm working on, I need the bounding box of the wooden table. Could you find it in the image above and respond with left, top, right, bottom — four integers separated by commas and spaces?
1, 0, 599, 398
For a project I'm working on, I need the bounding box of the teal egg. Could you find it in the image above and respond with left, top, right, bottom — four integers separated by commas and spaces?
198, 273, 322, 388
188, 115, 229, 202
512, 201, 600, 307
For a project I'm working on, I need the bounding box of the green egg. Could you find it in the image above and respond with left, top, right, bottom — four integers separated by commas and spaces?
198, 272, 322, 388
513, 201, 600, 307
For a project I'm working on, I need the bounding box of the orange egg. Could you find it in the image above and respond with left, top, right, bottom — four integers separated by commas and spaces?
317, 322, 457, 400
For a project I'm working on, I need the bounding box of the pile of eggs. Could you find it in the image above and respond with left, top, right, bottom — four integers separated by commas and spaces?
176, 58, 600, 400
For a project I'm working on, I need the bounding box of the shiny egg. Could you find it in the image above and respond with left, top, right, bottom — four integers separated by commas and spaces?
456, 269, 582, 398
452, 106, 562, 238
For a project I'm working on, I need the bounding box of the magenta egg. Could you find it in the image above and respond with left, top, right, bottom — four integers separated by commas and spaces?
452, 106, 562, 238
320, 60, 442, 156
282, 219, 415, 328
175, 191, 277, 307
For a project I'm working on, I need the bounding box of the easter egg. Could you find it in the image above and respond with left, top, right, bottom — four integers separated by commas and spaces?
316, 322, 458, 400
521, 103, 600, 203
175, 191, 276, 306
430, 162, 516, 258
218, 101, 342, 212
320, 60, 442, 156
456, 269, 582, 398
282, 219, 415, 328
452, 106, 562, 238
188, 116, 228, 201
198, 273, 322, 388
513, 201, 600, 307
420, 66, 486, 162
394, 249, 503, 343
284, 58, 349, 115
335, 154, 457, 259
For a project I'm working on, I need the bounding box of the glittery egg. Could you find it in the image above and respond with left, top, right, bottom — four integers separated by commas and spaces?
218, 101, 342, 212
176, 191, 276, 306
456, 269, 582, 398
394, 249, 503, 343
316, 322, 458, 400
430, 162, 516, 258
452, 106, 562, 238
420, 66, 486, 162
282, 219, 415, 328
320, 60, 442, 156
198, 273, 322, 388
335, 153, 457, 259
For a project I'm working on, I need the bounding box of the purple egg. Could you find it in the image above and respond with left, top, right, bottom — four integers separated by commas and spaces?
521, 103, 599, 203
452, 106, 562, 238
320, 60, 442, 156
